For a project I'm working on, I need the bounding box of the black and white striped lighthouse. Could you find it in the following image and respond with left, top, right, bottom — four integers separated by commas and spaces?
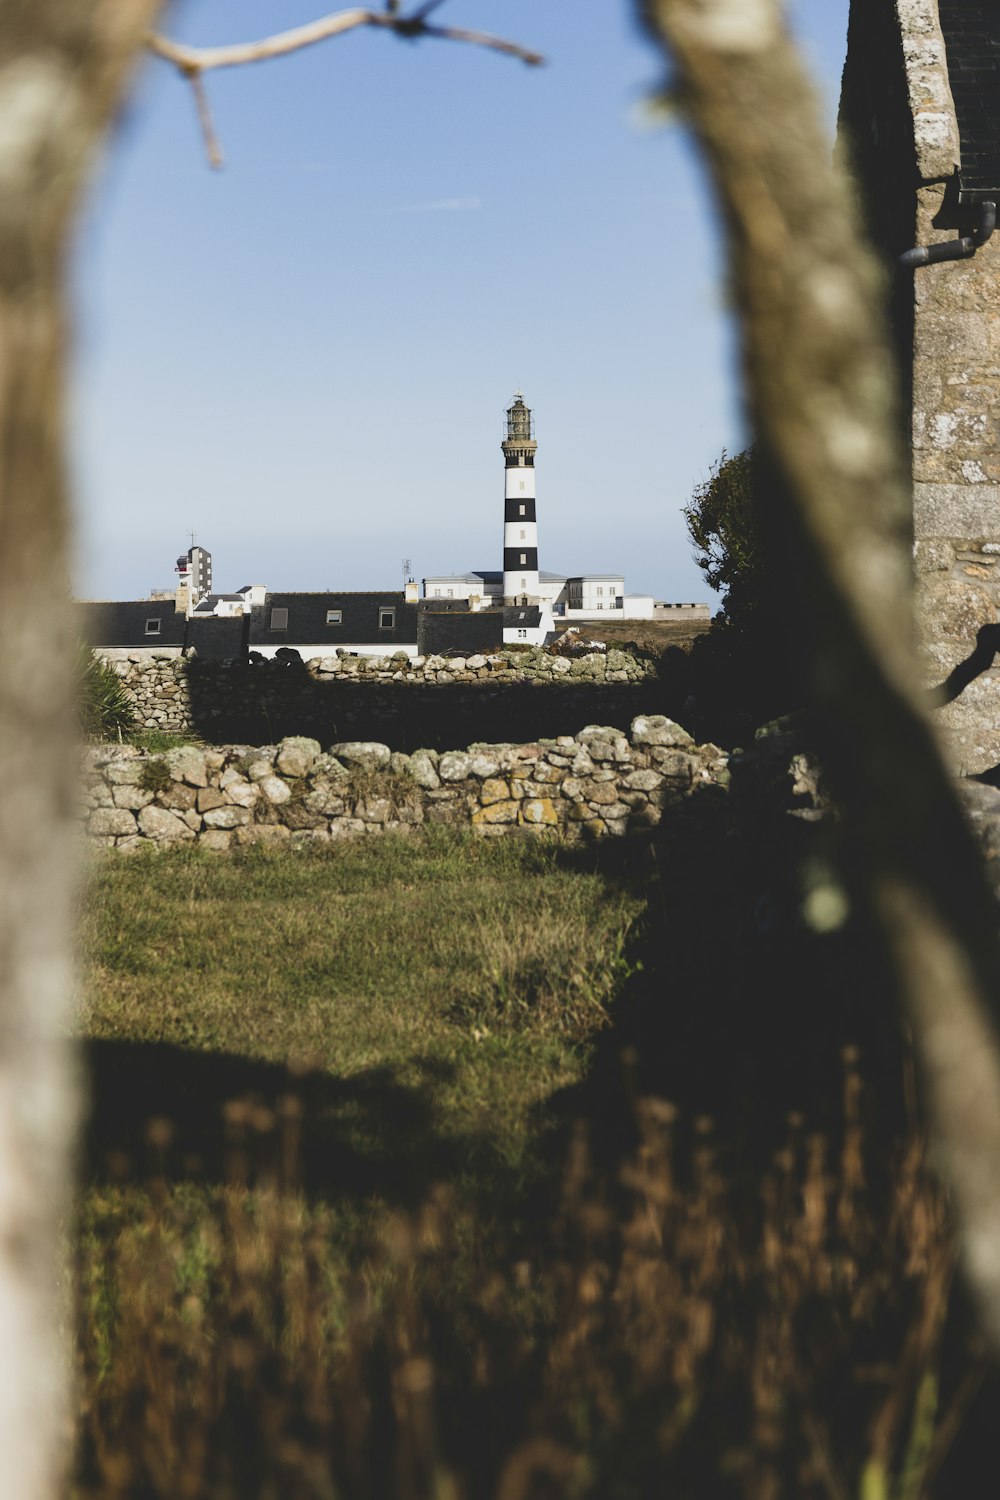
501, 392, 539, 603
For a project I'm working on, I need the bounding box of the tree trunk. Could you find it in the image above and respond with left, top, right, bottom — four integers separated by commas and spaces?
0, 5, 162, 1494
639, 0, 1000, 1350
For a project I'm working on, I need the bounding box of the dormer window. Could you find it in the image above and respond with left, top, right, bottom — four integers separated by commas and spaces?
326, 609, 342, 625
144, 618, 161, 637
379, 607, 395, 630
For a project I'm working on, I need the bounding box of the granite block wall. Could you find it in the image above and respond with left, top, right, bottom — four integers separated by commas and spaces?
80, 719, 730, 852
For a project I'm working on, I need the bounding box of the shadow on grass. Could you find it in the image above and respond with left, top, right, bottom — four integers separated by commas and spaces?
537, 780, 911, 1182
82, 1038, 480, 1207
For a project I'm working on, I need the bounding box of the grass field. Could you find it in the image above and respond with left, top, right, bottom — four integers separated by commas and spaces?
79, 833, 644, 1174
585, 616, 713, 655
73, 830, 988, 1500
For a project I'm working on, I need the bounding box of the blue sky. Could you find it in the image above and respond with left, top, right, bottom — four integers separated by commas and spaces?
71, 0, 851, 602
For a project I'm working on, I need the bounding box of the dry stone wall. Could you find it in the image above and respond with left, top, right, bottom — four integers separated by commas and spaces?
102, 648, 660, 750
81, 718, 729, 852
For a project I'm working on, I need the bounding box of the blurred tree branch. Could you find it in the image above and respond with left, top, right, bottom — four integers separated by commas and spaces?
147, 3, 544, 167
639, 0, 1000, 1350
0, 8, 165, 1495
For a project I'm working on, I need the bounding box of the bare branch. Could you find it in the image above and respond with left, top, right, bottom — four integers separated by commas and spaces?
190, 73, 223, 169
146, 7, 543, 76
147, 5, 541, 168
411, 21, 543, 66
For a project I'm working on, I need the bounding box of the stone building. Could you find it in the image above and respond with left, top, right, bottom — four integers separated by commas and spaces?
840, 0, 1000, 771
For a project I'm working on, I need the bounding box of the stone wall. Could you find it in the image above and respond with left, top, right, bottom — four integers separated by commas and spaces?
841, 0, 1000, 773
81, 717, 729, 852
101, 648, 661, 752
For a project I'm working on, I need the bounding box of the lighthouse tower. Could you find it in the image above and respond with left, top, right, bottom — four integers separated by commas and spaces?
501, 392, 539, 604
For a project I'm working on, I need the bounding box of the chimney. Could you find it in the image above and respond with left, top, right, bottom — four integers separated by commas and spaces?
404, 578, 419, 603
175, 553, 191, 614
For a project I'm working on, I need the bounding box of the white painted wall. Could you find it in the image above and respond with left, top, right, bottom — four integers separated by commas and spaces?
97, 647, 184, 661
502, 601, 553, 647
423, 576, 503, 601
252, 642, 420, 661
557, 600, 711, 623
504, 466, 536, 499
654, 603, 711, 620
503, 570, 540, 602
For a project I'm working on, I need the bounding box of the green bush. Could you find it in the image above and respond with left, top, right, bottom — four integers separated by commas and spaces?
683, 448, 804, 739
78, 647, 135, 742
684, 445, 763, 628
137, 756, 172, 796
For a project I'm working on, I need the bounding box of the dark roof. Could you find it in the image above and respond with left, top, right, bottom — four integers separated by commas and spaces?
186, 615, 247, 661
417, 608, 503, 657
939, 0, 1000, 197
424, 571, 502, 587
76, 600, 187, 649
424, 570, 568, 588
416, 603, 542, 626
502, 606, 542, 628
192, 593, 243, 612
249, 592, 417, 647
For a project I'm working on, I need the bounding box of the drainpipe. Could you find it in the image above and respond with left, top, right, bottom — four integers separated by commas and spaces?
899, 200, 997, 269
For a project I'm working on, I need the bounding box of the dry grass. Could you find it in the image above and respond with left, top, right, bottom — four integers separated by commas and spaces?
582, 618, 713, 657
447, 902, 637, 1035
72, 1052, 980, 1500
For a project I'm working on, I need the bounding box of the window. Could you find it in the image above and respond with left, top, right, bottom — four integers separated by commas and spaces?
433, 588, 441, 597
518, 504, 525, 516
144, 618, 161, 636
447, 588, 453, 598
519, 530, 525, 540
519, 481, 525, 491
270, 608, 288, 630
596, 586, 603, 596
520, 578, 527, 590
517, 629, 527, 639
326, 609, 342, 625
519, 553, 527, 564
379, 607, 395, 630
